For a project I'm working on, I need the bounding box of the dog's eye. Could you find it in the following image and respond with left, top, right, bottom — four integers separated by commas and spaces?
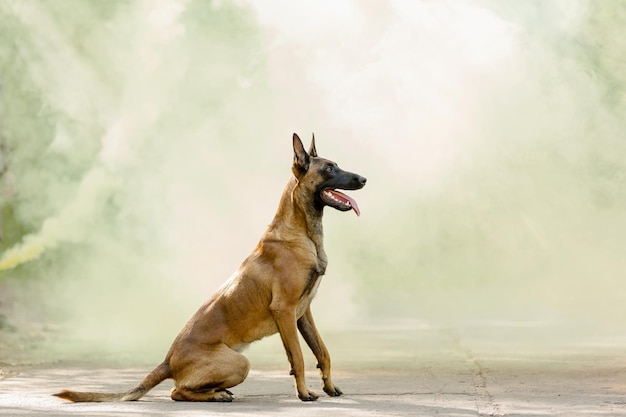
326, 165, 334, 173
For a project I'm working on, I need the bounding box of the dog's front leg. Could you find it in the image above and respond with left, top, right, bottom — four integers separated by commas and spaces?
270, 303, 318, 401
297, 307, 342, 397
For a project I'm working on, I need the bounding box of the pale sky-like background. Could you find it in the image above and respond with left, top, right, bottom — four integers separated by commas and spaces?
1, 0, 625, 361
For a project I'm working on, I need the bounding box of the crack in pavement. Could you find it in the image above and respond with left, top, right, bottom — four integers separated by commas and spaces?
471, 356, 502, 417
444, 328, 504, 417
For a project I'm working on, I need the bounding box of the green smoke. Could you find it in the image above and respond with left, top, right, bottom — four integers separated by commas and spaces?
1, 1, 625, 362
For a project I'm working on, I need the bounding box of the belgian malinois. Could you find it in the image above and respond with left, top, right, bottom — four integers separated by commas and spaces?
54, 133, 366, 403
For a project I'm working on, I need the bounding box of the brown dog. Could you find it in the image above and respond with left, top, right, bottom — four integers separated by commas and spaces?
54, 133, 366, 402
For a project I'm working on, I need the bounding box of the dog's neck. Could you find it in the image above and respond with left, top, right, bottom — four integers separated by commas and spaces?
266, 177, 325, 252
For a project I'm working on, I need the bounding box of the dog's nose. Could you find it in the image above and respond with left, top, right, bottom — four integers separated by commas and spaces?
358, 176, 367, 186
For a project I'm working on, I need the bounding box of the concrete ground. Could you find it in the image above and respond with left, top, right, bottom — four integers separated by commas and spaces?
1, 318, 626, 416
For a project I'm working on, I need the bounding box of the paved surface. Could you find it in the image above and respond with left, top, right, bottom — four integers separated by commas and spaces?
1, 319, 626, 416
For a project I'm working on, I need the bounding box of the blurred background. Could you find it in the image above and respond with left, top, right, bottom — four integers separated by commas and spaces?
0, 0, 625, 365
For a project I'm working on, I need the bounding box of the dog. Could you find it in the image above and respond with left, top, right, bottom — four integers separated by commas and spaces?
54, 133, 366, 402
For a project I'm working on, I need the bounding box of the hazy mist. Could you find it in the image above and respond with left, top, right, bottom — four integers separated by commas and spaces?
1, 0, 625, 362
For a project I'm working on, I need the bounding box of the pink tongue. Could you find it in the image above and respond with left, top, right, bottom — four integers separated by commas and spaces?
328, 190, 361, 217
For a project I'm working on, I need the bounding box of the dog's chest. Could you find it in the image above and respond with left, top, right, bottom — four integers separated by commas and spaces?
296, 269, 323, 318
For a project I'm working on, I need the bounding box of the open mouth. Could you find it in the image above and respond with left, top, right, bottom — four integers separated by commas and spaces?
321, 189, 361, 216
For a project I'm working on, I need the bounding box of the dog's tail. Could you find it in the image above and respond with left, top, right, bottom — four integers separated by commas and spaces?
53, 361, 171, 402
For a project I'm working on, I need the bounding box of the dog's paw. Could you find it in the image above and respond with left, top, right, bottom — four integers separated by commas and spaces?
212, 390, 234, 402
298, 389, 319, 401
323, 384, 343, 397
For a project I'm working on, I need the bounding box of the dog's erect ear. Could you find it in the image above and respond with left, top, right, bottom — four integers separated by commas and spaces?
309, 133, 318, 157
292, 133, 310, 174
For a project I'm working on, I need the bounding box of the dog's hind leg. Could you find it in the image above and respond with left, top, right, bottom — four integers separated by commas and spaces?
170, 343, 250, 402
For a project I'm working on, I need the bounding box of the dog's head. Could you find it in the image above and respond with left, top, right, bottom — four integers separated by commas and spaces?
292, 133, 366, 216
